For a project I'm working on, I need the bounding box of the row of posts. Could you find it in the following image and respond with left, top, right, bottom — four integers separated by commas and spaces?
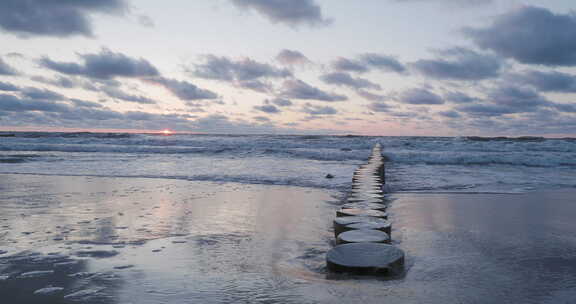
326, 143, 405, 276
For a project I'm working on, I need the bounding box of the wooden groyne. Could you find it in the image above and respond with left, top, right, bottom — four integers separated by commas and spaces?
326, 143, 405, 276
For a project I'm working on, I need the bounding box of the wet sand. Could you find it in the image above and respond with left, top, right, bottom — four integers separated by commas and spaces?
2, 174, 576, 303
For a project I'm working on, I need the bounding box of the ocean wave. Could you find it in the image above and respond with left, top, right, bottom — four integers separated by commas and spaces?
0, 143, 369, 162
0, 154, 45, 164
386, 151, 576, 167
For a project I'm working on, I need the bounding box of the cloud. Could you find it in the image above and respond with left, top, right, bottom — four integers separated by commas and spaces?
237, 80, 272, 93
194, 55, 291, 81
280, 79, 347, 101
510, 70, 576, 93
331, 57, 369, 73
320, 72, 381, 90
148, 77, 218, 101
301, 103, 338, 115
463, 6, 576, 66
487, 85, 550, 109
138, 15, 155, 28
457, 103, 516, 117
100, 85, 156, 104
253, 116, 270, 122
393, 0, 491, 6
0, 81, 19, 92
356, 90, 386, 102
438, 110, 461, 118
254, 104, 281, 114
367, 102, 390, 112
276, 49, 311, 65
21, 87, 66, 101
40, 49, 160, 80
360, 53, 406, 73
444, 91, 479, 103
399, 88, 444, 105
0, 0, 126, 38
31, 75, 81, 89
266, 97, 292, 107
456, 85, 551, 117
0, 93, 70, 112
0, 57, 19, 75
412, 47, 502, 80
192, 55, 291, 92
230, 0, 329, 27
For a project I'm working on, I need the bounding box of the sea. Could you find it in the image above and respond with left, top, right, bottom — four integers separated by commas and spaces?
1, 132, 576, 194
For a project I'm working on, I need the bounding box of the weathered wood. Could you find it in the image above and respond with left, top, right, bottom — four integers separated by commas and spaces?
336, 229, 390, 244
337, 208, 388, 219
326, 243, 404, 275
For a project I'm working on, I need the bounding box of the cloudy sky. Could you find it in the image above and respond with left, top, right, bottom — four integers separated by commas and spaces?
1, 0, 575, 136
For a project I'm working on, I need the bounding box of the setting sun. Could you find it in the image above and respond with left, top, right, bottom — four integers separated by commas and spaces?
161, 129, 174, 135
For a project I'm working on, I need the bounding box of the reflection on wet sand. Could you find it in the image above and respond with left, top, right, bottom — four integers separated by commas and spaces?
0, 174, 337, 303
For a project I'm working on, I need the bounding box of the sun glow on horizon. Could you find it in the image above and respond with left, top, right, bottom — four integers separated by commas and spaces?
161, 129, 174, 135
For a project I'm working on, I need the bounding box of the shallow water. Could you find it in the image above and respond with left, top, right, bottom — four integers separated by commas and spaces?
3, 175, 576, 303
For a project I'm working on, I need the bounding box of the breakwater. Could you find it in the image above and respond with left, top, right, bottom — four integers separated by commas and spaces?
326, 144, 405, 276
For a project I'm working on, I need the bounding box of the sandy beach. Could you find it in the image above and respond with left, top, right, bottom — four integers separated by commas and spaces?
2, 174, 576, 303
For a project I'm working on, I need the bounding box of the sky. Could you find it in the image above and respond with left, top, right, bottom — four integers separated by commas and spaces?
1, 0, 576, 136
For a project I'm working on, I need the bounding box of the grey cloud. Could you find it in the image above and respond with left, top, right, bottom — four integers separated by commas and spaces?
457, 104, 516, 117
238, 80, 272, 93
444, 91, 478, 103
361, 53, 405, 73
412, 48, 502, 80
0, 0, 126, 38
253, 116, 271, 122
40, 49, 160, 79
254, 104, 281, 114
138, 15, 155, 28
148, 77, 218, 101
487, 86, 550, 109
356, 90, 386, 102
456, 85, 551, 117
393, 0, 491, 6
331, 57, 369, 73
463, 6, 576, 66
301, 103, 338, 115
0, 81, 19, 91
31, 75, 79, 88
266, 98, 292, 107
194, 55, 291, 82
21, 87, 66, 100
438, 110, 461, 118
189, 114, 314, 135
101, 85, 156, 104
553, 103, 576, 113
399, 88, 444, 105
0, 57, 19, 75
276, 49, 311, 65
70, 98, 103, 108
367, 102, 390, 112
230, 0, 329, 27
0, 93, 70, 112
280, 79, 347, 102
192, 55, 290, 92
510, 70, 576, 93
320, 72, 381, 90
